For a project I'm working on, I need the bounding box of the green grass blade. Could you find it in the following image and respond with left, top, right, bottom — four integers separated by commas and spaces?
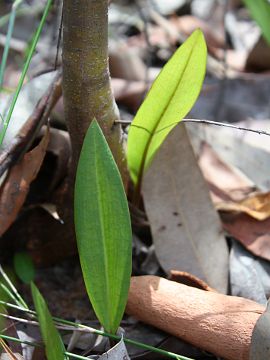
0, 0, 53, 147
31, 283, 66, 360
127, 29, 207, 188
74, 120, 132, 334
0, 0, 23, 89
242, 0, 270, 45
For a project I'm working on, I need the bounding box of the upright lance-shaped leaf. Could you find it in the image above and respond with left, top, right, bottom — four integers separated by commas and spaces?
242, 0, 270, 45
127, 29, 207, 185
31, 283, 66, 360
74, 120, 132, 334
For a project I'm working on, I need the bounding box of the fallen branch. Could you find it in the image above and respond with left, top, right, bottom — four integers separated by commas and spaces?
126, 276, 265, 360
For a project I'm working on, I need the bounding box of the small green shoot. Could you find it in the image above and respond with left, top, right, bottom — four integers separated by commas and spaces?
13, 252, 35, 284
242, 0, 270, 45
75, 120, 132, 335
31, 283, 66, 360
127, 29, 207, 201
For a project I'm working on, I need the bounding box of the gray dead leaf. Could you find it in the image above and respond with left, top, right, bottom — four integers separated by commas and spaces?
151, 0, 187, 15
250, 300, 270, 359
64, 325, 109, 354
191, 0, 216, 20
0, 71, 57, 150
17, 330, 37, 360
142, 123, 229, 293
88, 338, 130, 360
230, 241, 270, 305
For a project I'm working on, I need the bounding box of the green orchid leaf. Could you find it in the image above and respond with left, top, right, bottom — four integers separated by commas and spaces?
242, 0, 270, 45
14, 252, 35, 284
74, 119, 132, 334
127, 29, 207, 185
31, 283, 66, 360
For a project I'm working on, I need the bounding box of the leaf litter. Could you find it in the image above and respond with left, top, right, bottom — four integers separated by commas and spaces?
1, 0, 270, 359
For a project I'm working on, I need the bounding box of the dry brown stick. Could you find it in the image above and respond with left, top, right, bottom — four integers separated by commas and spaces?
126, 276, 265, 360
0, 71, 62, 178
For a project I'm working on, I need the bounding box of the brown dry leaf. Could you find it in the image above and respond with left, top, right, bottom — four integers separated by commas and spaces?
112, 78, 148, 112
171, 15, 225, 50
142, 124, 229, 293
217, 192, 270, 221
0, 128, 50, 237
198, 144, 270, 220
198, 142, 254, 204
188, 120, 270, 191
222, 212, 270, 261
246, 35, 270, 72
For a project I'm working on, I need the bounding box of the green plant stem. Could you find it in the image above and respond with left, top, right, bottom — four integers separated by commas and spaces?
0, 301, 192, 360
0, 0, 53, 147
0, 0, 23, 89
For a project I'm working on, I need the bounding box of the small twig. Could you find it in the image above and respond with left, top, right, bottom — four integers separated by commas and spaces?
182, 118, 270, 137
0, 313, 83, 332
114, 119, 132, 125
0, 338, 19, 360
115, 118, 270, 137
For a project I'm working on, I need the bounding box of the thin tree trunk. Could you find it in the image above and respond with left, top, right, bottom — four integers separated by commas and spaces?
62, 0, 127, 181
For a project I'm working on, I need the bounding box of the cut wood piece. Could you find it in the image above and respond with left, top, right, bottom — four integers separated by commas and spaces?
126, 275, 265, 360
142, 123, 228, 293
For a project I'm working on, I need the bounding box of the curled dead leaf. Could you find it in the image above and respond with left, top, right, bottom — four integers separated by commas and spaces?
0, 128, 50, 237
217, 192, 270, 221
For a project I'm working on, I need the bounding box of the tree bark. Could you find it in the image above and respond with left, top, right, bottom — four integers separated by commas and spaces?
62, 0, 127, 180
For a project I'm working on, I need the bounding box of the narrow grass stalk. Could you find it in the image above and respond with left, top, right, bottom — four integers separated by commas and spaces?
0, 301, 193, 360
0, 334, 94, 360
0, 283, 21, 307
0, 0, 23, 89
0, 0, 53, 147
0, 265, 28, 309
0, 332, 192, 360
0, 300, 35, 315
